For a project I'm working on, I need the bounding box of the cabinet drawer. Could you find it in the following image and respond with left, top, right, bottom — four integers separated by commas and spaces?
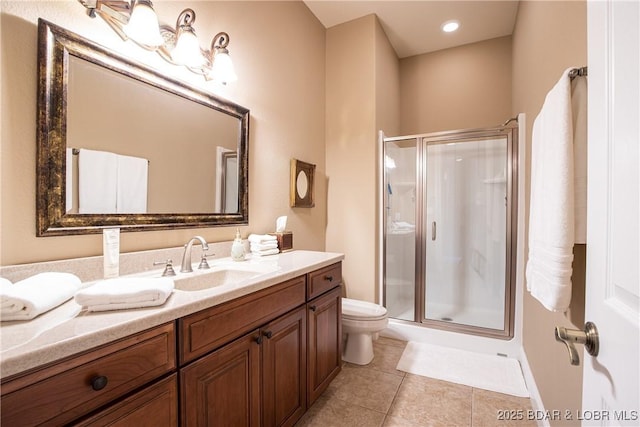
1, 322, 176, 427
307, 262, 342, 300
74, 374, 178, 427
179, 276, 306, 364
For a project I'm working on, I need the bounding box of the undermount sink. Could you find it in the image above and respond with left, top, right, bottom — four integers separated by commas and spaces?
134, 260, 280, 292
173, 268, 261, 292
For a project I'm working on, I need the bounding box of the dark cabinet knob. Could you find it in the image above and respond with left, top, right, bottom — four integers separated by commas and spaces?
324, 275, 333, 282
90, 375, 108, 391
255, 335, 263, 345
263, 330, 273, 339
309, 305, 317, 312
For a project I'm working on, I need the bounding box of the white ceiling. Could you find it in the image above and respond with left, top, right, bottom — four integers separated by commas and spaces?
303, 1, 520, 58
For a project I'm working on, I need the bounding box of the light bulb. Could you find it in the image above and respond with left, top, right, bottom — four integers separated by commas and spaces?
441, 20, 460, 33
208, 49, 237, 84
124, 0, 163, 47
172, 29, 206, 68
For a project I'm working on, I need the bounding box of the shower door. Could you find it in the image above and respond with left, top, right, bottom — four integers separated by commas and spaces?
383, 126, 517, 338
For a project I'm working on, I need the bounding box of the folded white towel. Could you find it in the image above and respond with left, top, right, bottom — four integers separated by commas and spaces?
250, 242, 279, 251
251, 248, 280, 257
75, 277, 174, 312
248, 234, 277, 244
526, 68, 576, 312
1, 273, 82, 321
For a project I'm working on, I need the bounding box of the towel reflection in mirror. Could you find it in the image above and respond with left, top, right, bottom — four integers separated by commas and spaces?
70, 148, 149, 214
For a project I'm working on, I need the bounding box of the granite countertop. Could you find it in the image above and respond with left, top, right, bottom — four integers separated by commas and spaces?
0, 250, 344, 379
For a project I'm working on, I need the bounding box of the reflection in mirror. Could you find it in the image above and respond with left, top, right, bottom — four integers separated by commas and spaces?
296, 170, 308, 199
66, 56, 239, 214
36, 19, 249, 236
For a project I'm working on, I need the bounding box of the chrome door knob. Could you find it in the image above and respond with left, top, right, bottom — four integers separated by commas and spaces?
554, 321, 599, 366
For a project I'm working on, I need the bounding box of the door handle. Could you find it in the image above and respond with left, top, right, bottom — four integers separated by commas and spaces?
431, 221, 437, 241
554, 321, 599, 366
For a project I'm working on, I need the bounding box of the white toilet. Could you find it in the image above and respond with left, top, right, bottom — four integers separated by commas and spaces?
341, 298, 389, 365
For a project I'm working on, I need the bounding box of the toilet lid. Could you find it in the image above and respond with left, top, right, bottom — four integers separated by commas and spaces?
342, 298, 388, 320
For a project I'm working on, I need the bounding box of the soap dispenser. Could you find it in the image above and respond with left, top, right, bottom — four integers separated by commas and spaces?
231, 229, 246, 261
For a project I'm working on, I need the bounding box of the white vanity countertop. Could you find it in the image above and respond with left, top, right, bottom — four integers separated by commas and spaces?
0, 250, 344, 379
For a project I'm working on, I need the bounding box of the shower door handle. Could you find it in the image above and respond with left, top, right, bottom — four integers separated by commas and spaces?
431, 221, 437, 241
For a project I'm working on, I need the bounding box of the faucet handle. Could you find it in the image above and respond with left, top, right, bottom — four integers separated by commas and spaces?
198, 253, 214, 270
153, 259, 176, 277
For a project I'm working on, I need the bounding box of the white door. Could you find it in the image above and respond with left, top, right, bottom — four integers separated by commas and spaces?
582, 1, 640, 425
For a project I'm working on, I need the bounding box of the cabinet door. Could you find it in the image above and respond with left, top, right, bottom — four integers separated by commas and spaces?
307, 286, 342, 406
180, 331, 261, 427
262, 307, 307, 427
73, 374, 178, 427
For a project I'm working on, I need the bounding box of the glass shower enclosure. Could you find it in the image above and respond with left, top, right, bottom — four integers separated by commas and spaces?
382, 125, 518, 338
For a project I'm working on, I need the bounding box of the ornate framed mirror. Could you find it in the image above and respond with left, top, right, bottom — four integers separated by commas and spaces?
36, 19, 249, 236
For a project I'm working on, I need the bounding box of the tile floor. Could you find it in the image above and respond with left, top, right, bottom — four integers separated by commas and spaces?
296, 337, 536, 427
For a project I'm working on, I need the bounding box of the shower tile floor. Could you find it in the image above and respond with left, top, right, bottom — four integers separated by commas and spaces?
295, 337, 536, 427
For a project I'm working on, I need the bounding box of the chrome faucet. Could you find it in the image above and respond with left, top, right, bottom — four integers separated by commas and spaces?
180, 236, 209, 273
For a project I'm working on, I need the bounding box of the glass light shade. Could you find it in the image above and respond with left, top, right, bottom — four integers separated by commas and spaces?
172, 29, 206, 68
123, 2, 163, 47
208, 51, 238, 84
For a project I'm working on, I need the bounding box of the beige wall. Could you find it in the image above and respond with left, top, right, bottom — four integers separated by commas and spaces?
325, 15, 399, 303
400, 36, 512, 135
0, 1, 326, 265
512, 1, 587, 422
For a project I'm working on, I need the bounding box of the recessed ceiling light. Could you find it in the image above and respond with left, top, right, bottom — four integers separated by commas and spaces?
441, 20, 460, 33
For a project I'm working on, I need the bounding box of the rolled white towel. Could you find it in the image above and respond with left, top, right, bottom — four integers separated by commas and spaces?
75, 277, 174, 312
251, 248, 280, 257
1, 273, 82, 321
248, 234, 277, 244
250, 242, 279, 251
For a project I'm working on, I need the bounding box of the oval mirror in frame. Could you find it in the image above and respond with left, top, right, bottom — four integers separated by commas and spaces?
36, 19, 249, 236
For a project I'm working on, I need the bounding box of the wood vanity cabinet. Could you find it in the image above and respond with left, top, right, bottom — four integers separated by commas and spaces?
306, 262, 343, 406
179, 277, 308, 427
0, 261, 343, 427
0, 322, 176, 426
307, 285, 342, 406
180, 262, 343, 426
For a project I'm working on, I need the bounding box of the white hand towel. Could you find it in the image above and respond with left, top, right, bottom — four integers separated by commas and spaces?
251, 248, 280, 257
1, 273, 82, 321
117, 154, 148, 214
79, 149, 117, 214
250, 242, 279, 251
248, 234, 278, 244
75, 277, 174, 312
526, 68, 577, 312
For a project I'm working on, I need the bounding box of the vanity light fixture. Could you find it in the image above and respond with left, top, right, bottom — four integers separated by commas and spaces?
79, 0, 238, 84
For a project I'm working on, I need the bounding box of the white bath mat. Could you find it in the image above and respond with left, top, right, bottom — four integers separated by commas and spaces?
396, 341, 529, 397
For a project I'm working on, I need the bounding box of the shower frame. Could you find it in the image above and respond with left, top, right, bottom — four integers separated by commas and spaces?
380, 124, 519, 339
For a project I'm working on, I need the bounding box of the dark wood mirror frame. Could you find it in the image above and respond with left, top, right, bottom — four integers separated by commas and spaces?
36, 19, 249, 236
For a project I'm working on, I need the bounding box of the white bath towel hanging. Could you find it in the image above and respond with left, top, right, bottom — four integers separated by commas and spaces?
526, 67, 586, 312
571, 75, 588, 244
116, 154, 148, 213
78, 149, 117, 214
66, 148, 74, 212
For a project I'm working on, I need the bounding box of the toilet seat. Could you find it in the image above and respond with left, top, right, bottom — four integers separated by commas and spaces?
342, 298, 388, 321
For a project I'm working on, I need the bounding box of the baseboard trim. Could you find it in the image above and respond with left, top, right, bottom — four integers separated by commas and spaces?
519, 346, 550, 427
